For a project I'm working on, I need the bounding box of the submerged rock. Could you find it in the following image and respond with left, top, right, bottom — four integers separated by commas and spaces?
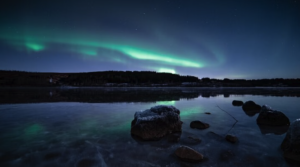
175, 146, 203, 162
131, 105, 182, 140
281, 119, 300, 162
256, 105, 290, 126
190, 121, 209, 129
225, 134, 238, 143
232, 100, 244, 106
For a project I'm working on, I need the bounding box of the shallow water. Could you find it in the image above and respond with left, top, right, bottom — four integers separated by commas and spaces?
0, 88, 300, 167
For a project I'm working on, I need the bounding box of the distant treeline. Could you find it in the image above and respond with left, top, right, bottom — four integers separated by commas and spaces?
0, 70, 198, 86
200, 77, 300, 87
0, 70, 299, 87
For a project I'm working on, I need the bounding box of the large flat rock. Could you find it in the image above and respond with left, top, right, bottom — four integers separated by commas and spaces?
131, 105, 182, 140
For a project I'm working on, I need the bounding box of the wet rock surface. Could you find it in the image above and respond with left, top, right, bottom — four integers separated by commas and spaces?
131, 105, 182, 140
232, 100, 244, 106
281, 119, 300, 162
190, 121, 209, 129
257, 105, 290, 126
175, 146, 203, 162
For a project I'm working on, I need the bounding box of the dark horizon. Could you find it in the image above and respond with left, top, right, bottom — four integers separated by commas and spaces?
1, 70, 300, 88
1, 69, 300, 80
1, 69, 300, 81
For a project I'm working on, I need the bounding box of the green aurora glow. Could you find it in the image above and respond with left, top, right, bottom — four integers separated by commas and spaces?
25, 43, 45, 52
158, 68, 176, 74
0, 26, 225, 73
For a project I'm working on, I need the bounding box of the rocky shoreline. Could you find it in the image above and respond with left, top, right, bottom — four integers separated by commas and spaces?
130, 101, 299, 164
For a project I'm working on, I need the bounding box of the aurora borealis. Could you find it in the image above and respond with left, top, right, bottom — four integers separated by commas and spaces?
0, 0, 299, 79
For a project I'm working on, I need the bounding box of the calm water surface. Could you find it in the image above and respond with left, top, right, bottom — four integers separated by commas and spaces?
0, 88, 300, 167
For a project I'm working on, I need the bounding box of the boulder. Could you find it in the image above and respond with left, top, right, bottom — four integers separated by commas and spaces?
242, 101, 261, 116
175, 146, 203, 162
190, 121, 209, 129
225, 134, 238, 143
242, 101, 261, 111
232, 100, 244, 106
131, 105, 182, 140
256, 105, 290, 126
281, 119, 300, 162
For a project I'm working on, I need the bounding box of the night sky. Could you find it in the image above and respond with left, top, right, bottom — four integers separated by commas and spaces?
0, 0, 299, 79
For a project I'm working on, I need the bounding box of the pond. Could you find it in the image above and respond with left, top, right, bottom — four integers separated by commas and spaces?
0, 87, 299, 167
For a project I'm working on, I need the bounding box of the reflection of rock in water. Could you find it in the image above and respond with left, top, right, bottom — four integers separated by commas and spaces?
201, 93, 210, 98
131, 132, 182, 149
243, 109, 260, 117
2, 87, 300, 104
258, 124, 289, 135
223, 93, 230, 98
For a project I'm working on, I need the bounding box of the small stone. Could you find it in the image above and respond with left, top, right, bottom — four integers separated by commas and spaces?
242, 101, 262, 116
190, 121, 209, 129
225, 134, 238, 143
232, 100, 244, 106
242, 101, 261, 111
175, 146, 203, 162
